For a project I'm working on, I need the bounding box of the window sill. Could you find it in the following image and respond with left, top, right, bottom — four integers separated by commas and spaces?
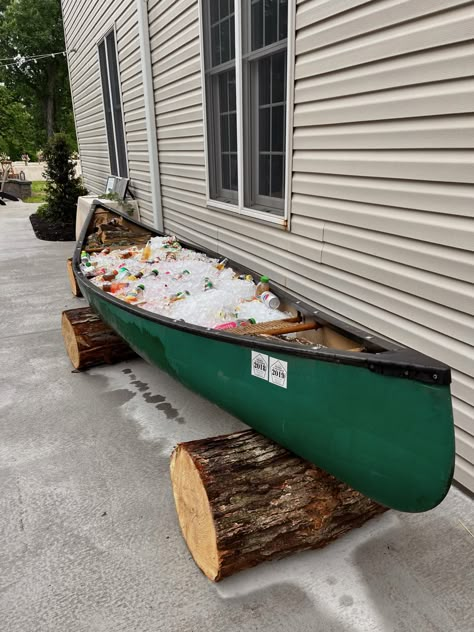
206, 199, 288, 229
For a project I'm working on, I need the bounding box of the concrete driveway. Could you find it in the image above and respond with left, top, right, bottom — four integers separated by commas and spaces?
10, 161, 82, 181
1, 202, 473, 632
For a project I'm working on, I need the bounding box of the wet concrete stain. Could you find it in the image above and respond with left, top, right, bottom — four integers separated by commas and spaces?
143, 393, 165, 404
131, 380, 150, 393
339, 595, 354, 607
124, 372, 186, 423
156, 402, 179, 419
107, 389, 136, 406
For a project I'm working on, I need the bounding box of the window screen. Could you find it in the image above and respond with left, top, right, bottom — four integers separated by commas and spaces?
202, 0, 288, 215
98, 30, 128, 177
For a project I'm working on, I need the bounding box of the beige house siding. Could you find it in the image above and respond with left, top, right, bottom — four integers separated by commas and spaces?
292, 0, 474, 490
63, 0, 474, 492
62, 0, 154, 224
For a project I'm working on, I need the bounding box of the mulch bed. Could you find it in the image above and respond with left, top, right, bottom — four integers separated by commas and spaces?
30, 213, 76, 241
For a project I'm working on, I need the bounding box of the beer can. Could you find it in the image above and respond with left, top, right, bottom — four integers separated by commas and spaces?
260, 291, 280, 309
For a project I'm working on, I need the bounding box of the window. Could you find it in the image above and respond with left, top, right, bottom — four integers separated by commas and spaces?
98, 30, 128, 177
202, 0, 290, 219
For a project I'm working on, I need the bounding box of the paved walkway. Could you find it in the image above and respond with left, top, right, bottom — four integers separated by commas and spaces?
0, 202, 473, 632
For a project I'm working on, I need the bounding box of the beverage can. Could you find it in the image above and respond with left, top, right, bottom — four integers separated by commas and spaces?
260, 291, 280, 309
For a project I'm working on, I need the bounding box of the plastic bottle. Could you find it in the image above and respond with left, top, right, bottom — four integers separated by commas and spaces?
106, 281, 129, 294
115, 267, 130, 281
214, 322, 238, 330
237, 318, 256, 326
103, 270, 118, 281
203, 277, 214, 291
141, 240, 152, 261
82, 261, 95, 277
255, 276, 270, 297
124, 284, 145, 303
148, 269, 159, 277
80, 250, 89, 264
169, 290, 190, 303
214, 318, 256, 330
260, 290, 280, 309
216, 258, 228, 271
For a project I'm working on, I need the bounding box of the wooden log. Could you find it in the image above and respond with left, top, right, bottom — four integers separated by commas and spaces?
170, 430, 387, 581
62, 306, 136, 370
66, 258, 82, 297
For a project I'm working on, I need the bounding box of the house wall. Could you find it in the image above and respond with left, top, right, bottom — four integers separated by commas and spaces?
62, 0, 155, 224
63, 0, 474, 492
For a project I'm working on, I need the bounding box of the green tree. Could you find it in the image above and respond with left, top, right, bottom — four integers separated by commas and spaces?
0, 85, 36, 159
0, 0, 75, 145
38, 133, 87, 222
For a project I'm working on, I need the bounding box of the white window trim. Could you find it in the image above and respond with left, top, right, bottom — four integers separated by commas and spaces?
198, 1, 295, 228
96, 25, 129, 179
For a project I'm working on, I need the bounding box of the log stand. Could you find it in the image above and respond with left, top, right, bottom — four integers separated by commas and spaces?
62, 306, 136, 370
67, 257, 82, 297
171, 430, 387, 581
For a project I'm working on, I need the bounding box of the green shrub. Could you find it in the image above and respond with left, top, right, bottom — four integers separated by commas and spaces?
40, 133, 87, 222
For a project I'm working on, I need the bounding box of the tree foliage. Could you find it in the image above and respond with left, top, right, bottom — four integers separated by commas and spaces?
0, 85, 36, 159
0, 0, 76, 148
38, 134, 87, 222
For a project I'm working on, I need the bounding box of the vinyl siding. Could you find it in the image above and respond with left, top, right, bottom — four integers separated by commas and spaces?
291, 0, 474, 491
61, 0, 154, 224
64, 0, 474, 492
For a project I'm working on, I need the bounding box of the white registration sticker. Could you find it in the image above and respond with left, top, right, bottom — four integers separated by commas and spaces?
251, 351, 269, 380
269, 358, 288, 389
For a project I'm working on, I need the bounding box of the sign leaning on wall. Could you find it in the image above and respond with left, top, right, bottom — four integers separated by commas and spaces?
105, 175, 129, 199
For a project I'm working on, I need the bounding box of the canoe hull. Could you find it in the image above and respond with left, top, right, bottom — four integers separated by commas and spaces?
81, 282, 455, 513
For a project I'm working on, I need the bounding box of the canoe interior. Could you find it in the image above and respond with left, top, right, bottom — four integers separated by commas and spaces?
79, 206, 389, 356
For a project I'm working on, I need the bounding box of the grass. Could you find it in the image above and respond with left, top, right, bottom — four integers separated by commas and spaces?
24, 180, 47, 203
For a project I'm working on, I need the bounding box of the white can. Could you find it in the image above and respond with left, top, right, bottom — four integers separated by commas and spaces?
260, 291, 280, 309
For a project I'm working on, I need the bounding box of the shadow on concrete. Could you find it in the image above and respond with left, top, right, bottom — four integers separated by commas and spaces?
352, 514, 473, 632
222, 583, 358, 632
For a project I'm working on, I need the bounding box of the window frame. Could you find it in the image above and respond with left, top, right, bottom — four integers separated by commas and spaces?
199, 1, 295, 227
97, 26, 128, 178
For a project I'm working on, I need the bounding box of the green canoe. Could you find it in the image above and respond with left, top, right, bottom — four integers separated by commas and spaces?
74, 203, 455, 513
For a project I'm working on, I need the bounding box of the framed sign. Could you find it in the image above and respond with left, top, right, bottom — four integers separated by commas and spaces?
105, 175, 129, 199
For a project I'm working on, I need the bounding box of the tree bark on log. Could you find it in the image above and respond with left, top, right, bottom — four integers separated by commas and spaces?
62, 307, 136, 370
170, 430, 387, 581
66, 258, 82, 297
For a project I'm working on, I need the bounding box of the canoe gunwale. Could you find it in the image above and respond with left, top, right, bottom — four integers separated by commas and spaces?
73, 201, 451, 386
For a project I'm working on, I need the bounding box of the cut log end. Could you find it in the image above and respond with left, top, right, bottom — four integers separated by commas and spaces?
67, 258, 82, 297
61, 311, 81, 368
170, 446, 220, 581
170, 430, 388, 581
